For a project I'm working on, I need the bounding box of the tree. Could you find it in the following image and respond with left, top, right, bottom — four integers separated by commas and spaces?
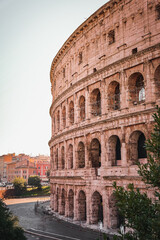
0, 198, 26, 240
113, 106, 160, 240
28, 175, 41, 190
13, 177, 27, 196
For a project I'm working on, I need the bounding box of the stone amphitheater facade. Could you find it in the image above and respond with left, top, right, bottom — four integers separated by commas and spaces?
49, 0, 160, 230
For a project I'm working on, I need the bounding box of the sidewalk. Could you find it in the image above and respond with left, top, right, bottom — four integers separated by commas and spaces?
4, 196, 50, 205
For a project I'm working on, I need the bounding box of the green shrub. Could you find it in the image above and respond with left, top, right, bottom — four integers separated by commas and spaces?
13, 177, 27, 196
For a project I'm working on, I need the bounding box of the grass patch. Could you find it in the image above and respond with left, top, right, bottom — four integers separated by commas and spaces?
4, 186, 50, 199
22, 186, 50, 197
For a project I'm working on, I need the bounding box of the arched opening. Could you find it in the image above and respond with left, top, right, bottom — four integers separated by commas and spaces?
68, 144, 73, 169
90, 89, 101, 116
61, 189, 65, 215
79, 96, 85, 121
138, 133, 147, 159
154, 65, 160, 99
128, 72, 145, 105
68, 189, 74, 218
57, 110, 60, 131
61, 146, 65, 169
53, 116, 56, 133
108, 136, 121, 166
62, 106, 66, 128
50, 147, 54, 169
78, 142, 85, 168
78, 190, 86, 221
55, 188, 59, 212
55, 148, 58, 169
108, 81, 120, 110
69, 101, 74, 124
90, 138, 101, 168
109, 193, 122, 229
91, 191, 103, 224
129, 131, 147, 164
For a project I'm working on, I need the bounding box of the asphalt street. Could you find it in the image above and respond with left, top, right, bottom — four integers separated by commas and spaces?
7, 200, 106, 240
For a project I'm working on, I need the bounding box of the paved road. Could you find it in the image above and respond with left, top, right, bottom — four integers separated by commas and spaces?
7, 199, 107, 240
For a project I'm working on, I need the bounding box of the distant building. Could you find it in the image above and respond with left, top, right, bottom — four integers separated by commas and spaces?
31, 155, 50, 182
7, 159, 37, 183
1, 154, 50, 183
0, 153, 15, 182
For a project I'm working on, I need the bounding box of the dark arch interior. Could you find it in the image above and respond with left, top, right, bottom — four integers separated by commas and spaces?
116, 137, 121, 161
138, 133, 147, 158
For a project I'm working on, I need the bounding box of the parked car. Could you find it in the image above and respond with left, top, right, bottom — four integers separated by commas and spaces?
0, 182, 3, 187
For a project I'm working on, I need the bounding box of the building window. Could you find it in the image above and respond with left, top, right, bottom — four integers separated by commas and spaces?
78, 142, 85, 168
156, 4, 160, 20
69, 101, 74, 124
108, 135, 121, 166
68, 144, 73, 169
61, 146, 65, 169
57, 110, 60, 131
129, 131, 147, 165
128, 72, 145, 105
108, 30, 115, 45
90, 89, 101, 116
108, 81, 120, 110
63, 68, 65, 78
78, 52, 83, 64
79, 96, 85, 121
62, 106, 66, 128
132, 48, 137, 54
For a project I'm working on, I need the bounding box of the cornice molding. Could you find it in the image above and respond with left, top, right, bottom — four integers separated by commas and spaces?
50, 43, 160, 115
50, 0, 124, 81
48, 106, 156, 146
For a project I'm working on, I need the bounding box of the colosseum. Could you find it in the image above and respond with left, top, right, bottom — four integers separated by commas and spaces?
49, 0, 160, 231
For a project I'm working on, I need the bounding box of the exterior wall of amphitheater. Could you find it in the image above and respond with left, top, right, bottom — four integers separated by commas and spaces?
49, 0, 160, 229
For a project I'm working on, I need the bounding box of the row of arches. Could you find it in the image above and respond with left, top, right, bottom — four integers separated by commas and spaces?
51, 130, 147, 170
53, 66, 160, 133
52, 188, 121, 228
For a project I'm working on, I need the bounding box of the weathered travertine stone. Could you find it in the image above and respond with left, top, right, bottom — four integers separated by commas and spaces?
49, 0, 160, 230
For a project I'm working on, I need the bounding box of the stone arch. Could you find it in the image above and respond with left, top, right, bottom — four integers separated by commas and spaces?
90, 138, 101, 168
154, 64, 160, 99
55, 148, 58, 169
69, 101, 74, 124
62, 106, 66, 128
90, 88, 101, 116
109, 193, 122, 229
68, 189, 74, 218
53, 116, 56, 133
128, 72, 145, 105
61, 146, 65, 169
79, 95, 85, 121
57, 110, 60, 131
91, 191, 103, 224
55, 188, 59, 212
68, 144, 73, 169
78, 190, 86, 221
108, 81, 120, 110
129, 131, 147, 164
78, 141, 85, 168
61, 188, 65, 215
108, 135, 121, 166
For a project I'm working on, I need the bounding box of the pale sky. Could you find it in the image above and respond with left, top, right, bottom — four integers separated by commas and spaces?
0, 0, 108, 156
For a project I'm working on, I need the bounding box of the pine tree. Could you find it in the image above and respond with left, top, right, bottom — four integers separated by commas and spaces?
113, 106, 160, 240
0, 199, 26, 240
